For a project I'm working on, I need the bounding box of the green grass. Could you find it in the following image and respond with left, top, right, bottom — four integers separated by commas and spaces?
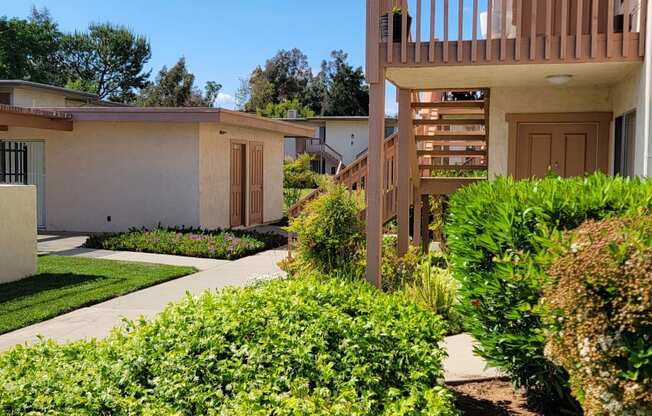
0, 256, 195, 335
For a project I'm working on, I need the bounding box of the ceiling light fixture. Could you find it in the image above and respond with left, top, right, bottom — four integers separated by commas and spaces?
546, 74, 573, 85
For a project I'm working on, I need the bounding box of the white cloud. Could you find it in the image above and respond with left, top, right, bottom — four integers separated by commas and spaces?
216, 92, 236, 109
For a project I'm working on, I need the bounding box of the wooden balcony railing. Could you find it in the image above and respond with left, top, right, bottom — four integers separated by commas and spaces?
367, 0, 647, 68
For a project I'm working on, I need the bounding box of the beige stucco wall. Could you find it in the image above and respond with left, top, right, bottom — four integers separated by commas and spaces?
12, 88, 67, 108
0, 185, 37, 283
0, 122, 201, 232
488, 86, 613, 177
199, 123, 284, 228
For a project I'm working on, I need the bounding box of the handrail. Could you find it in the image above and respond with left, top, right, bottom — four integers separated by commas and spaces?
371, 0, 647, 66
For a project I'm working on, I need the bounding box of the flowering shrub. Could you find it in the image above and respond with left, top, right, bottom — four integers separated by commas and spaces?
85, 227, 286, 260
0, 274, 458, 415
445, 173, 652, 410
543, 216, 652, 416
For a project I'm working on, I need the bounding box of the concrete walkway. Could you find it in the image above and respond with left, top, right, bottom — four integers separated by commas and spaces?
443, 333, 501, 383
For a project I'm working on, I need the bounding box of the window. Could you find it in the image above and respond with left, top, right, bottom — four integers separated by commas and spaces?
0, 93, 10, 105
614, 111, 636, 177
330, 166, 336, 175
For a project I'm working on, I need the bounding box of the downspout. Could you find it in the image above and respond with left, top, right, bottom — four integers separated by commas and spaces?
645, 3, 652, 176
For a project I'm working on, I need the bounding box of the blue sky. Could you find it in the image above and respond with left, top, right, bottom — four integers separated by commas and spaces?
4, 1, 397, 112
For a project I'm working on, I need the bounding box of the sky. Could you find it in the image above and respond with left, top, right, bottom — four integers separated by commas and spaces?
4, 0, 403, 113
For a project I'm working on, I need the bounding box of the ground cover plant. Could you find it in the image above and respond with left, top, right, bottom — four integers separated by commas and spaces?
85, 227, 286, 260
543, 216, 652, 416
445, 173, 652, 411
0, 274, 458, 415
0, 256, 194, 335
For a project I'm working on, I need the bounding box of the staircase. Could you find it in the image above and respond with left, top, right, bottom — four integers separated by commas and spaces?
288, 90, 488, 222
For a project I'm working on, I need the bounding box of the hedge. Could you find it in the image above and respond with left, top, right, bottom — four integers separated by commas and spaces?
444, 173, 652, 409
0, 275, 457, 415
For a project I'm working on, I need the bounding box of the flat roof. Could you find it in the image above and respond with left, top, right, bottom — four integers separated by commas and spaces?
278, 115, 397, 123
36, 107, 315, 137
0, 80, 100, 101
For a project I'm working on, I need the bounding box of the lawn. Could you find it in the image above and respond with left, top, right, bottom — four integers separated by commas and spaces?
85, 227, 287, 260
0, 256, 195, 335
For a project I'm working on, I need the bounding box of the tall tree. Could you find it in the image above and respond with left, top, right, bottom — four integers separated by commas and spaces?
136, 57, 221, 107
321, 51, 369, 116
0, 7, 65, 85
62, 23, 151, 102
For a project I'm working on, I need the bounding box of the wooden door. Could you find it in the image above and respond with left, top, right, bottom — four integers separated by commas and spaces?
230, 142, 246, 227
515, 123, 600, 179
249, 142, 264, 225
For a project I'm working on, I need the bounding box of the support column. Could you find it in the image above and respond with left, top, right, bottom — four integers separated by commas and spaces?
421, 195, 431, 252
412, 188, 422, 247
366, 81, 386, 288
397, 89, 412, 256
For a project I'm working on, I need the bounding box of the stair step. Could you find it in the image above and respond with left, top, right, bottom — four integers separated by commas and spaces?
418, 150, 487, 157
411, 100, 484, 109
415, 133, 486, 141
419, 164, 488, 171
414, 119, 485, 126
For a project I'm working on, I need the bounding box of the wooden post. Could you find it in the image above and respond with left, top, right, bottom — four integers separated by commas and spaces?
366, 81, 386, 288
421, 195, 431, 252
397, 89, 412, 256
412, 188, 422, 246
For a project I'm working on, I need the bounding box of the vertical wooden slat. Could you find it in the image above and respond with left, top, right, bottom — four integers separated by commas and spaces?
486, 0, 493, 60
545, 0, 552, 59
641, 0, 648, 57
397, 89, 411, 256
576, 0, 583, 58
444, 0, 449, 62
430, 0, 436, 62
515, 0, 522, 60
388, 2, 394, 64
416, 0, 422, 63
623, 0, 630, 57
472, 0, 479, 61
458, 0, 464, 62
401, 2, 408, 63
500, 0, 507, 60
607, 0, 614, 57
365, 0, 380, 83
530, 0, 537, 60
591, 0, 599, 58
561, 0, 568, 59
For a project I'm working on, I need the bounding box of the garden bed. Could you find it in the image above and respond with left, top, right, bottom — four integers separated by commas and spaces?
451, 380, 543, 415
0, 256, 195, 335
85, 227, 287, 260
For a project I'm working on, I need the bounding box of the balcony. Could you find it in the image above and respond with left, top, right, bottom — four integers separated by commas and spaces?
367, 0, 647, 71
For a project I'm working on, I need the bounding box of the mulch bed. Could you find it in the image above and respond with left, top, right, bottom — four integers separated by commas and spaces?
451, 380, 544, 416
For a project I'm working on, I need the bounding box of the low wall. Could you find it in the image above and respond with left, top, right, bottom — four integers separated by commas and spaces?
0, 185, 37, 283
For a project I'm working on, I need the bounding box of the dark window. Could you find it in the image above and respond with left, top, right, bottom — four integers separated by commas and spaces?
614, 111, 637, 177
319, 126, 326, 144
0, 93, 10, 105
330, 166, 336, 175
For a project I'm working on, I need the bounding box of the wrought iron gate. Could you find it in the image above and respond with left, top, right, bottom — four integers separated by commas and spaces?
0, 141, 28, 185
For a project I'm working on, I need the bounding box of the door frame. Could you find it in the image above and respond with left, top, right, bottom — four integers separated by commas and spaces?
506, 112, 613, 177
229, 139, 247, 228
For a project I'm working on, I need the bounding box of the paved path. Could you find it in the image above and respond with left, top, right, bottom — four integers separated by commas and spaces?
0, 248, 287, 351
443, 333, 501, 383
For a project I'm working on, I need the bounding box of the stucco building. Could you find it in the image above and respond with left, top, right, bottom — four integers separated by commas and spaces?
0, 81, 312, 232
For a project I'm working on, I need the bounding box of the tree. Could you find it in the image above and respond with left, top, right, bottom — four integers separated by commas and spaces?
321, 51, 369, 116
136, 58, 221, 107
0, 7, 65, 85
258, 99, 314, 118
62, 23, 151, 102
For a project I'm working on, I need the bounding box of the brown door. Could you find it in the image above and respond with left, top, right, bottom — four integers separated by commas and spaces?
515, 123, 600, 179
249, 142, 264, 225
230, 142, 246, 227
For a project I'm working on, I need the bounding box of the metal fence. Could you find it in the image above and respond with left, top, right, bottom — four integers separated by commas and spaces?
0, 141, 28, 185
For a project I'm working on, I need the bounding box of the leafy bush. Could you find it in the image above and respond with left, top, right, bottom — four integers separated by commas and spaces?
543, 216, 652, 416
0, 275, 458, 415
286, 181, 365, 273
445, 173, 652, 409
380, 236, 421, 292
85, 227, 286, 260
284, 153, 319, 189
283, 187, 304, 211
403, 254, 464, 335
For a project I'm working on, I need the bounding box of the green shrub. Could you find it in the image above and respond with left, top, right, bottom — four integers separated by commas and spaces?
284, 153, 319, 189
286, 181, 365, 273
85, 227, 285, 260
403, 254, 464, 335
380, 236, 421, 292
0, 275, 458, 415
283, 187, 304, 211
445, 173, 652, 409
543, 216, 652, 416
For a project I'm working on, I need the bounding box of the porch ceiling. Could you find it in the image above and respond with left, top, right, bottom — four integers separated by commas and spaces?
386, 61, 642, 90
